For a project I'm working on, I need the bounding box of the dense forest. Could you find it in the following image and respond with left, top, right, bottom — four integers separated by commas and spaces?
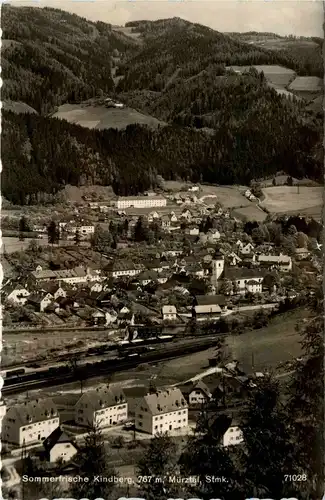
1, 7, 323, 204
1, 5, 137, 114
3, 87, 322, 204
116, 18, 323, 93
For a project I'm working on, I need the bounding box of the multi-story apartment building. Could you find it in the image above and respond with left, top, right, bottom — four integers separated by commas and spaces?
75, 387, 128, 429
116, 196, 166, 210
135, 388, 188, 435
2, 399, 59, 446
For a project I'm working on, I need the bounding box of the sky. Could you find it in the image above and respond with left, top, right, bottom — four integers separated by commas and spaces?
6, 0, 324, 36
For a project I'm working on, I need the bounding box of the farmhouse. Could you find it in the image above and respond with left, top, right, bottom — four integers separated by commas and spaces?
116, 195, 166, 210
2, 399, 59, 446
75, 387, 128, 429
135, 387, 188, 435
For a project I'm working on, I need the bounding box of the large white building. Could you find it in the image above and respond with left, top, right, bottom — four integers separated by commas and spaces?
135, 387, 188, 435
116, 195, 167, 210
2, 399, 59, 446
75, 387, 128, 429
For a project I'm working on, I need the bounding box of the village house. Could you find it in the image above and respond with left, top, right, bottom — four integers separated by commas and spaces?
161, 215, 171, 230
3, 284, 30, 305
43, 427, 78, 463
257, 253, 292, 272
75, 387, 128, 429
181, 209, 192, 221
193, 294, 227, 319
41, 283, 67, 300
223, 419, 244, 447
30, 269, 57, 283
106, 260, 143, 278
227, 252, 242, 266
116, 195, 167, 210
147, 211, 161, 222
239, 242, 255, 255
162, 305, 177, 321
245, 279, 262, 294
180, 380, 213, 406
224, 267, 266, 295
294, 247, 311, 261
28, 292, 53, 312
137, 270, 159, 286
135, 387, 188, 435
2, 399, 59, 446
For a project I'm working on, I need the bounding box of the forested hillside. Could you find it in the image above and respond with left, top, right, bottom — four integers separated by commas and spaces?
3, 101, 322, 204
1, 5, 137, 114
1, 8, 323, 205
116, 19, 323, 93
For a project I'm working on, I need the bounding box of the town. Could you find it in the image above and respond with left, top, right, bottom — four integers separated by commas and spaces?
1, 181, 322, 498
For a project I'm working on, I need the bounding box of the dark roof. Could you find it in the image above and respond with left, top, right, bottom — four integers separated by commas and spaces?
224, 267, 267, 280
43, 426, 76, 452
195, 294, 226, 306
6, 399, 58, 426
77, 387, 126, 411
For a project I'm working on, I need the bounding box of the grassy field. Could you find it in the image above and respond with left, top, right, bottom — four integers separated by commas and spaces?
164, 182, 252, 210
53, 103, 166, 130
261, 186, 323, 217
232, 205, 267, 222
226, 65, 295, 87
289, 76, 323, 92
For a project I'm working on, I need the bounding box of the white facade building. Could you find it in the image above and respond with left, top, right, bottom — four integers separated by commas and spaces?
43, 427, 78, 463
211, 251, 225, 287
223, 424, 244, 447
4, 285, 30, 305
162, 305, 177, 321
116, 196, 166, 210
135, 388, 188, 435
2, 399, 59, 446
75, 387, 128, 429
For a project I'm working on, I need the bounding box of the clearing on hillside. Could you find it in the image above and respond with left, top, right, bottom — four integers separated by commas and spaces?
288, 76, 323, 92
226, 65, 296, 87
261, 186, 323, 217
52, 103, 166, 130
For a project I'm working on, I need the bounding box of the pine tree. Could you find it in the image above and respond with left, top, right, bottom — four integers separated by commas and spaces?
239, 376, 298, 498
70, 424, 116, 499
47, 220, 59, 245
74, 229, 81, 245
137, 433, 180, 500
180, 412, 242, 500
287, 290, 324, 498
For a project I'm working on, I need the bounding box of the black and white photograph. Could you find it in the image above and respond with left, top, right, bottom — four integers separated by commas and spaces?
0, 0, 323, 498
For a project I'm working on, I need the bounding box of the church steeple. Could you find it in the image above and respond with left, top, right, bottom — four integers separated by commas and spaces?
211, 247, 225, 287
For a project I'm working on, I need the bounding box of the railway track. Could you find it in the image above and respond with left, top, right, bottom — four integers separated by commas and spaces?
2, 336, 222, 395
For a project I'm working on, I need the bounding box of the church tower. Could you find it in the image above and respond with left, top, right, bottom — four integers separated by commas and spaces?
211, 249, 225, 288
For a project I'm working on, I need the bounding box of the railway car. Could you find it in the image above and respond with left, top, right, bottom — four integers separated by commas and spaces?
4, 368, 26, 378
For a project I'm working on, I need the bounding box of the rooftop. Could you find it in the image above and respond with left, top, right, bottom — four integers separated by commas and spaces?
142, 387, 188, 416
78, 387, 126, 412
6, 399, 58, 426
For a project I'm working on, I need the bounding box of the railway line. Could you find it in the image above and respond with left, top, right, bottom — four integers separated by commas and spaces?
2, 335, 223, 395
